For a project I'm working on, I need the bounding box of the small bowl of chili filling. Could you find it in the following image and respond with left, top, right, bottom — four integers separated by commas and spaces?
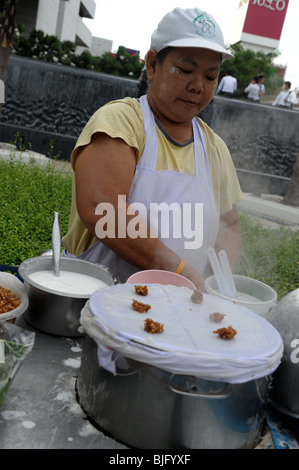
0, 273, 29, 324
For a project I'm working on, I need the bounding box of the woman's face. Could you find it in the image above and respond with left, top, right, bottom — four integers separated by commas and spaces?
147, 47, 221, 125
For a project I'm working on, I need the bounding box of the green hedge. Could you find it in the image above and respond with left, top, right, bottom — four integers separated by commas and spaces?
236, 214, 299, 300
12, 28, 143, 79
0, 157, 72, 264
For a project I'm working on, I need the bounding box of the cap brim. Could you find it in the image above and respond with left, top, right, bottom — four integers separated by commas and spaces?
161, 37, 234, 60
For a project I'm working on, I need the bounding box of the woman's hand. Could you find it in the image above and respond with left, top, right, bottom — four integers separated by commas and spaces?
180, 263, 206, 291
214, 206, 241, 273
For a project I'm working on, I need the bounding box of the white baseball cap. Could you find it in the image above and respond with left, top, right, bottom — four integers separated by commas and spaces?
150, 7, 233, 61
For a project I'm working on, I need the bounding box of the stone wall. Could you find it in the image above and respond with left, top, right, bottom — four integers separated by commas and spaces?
1, 56, 299, 195
199, 96, 299, 195
200, 96, 299, 177
0, 55, 138, 159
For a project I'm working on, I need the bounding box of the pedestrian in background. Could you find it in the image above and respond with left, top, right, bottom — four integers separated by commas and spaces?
272, 81, 297, 110
258, 74, 265, 98
244, 76, 260, 102
216, 70, 237, 97
137, 62, 149, 98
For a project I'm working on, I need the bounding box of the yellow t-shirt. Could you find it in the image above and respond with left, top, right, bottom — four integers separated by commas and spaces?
62, 97, 243, 255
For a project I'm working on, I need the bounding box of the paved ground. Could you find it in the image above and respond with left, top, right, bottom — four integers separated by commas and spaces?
0, 143, 72, 172
238, 193, 299, 231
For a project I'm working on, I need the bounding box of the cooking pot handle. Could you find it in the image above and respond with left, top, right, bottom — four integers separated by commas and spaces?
168, 374, 232, 399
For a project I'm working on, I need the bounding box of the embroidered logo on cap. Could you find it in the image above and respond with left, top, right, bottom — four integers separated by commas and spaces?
193, 14, 216, 39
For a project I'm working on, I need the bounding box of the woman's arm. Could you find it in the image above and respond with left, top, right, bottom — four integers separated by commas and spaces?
74, 132, 206, 289
214, 205, 241, 272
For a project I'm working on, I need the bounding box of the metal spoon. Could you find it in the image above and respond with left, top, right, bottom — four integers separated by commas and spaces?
52, 211, 61, 277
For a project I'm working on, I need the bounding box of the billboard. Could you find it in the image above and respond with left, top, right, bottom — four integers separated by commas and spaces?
242, 0, 289, 40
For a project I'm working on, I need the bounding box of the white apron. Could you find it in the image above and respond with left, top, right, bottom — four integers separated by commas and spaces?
66, 95, 218, 282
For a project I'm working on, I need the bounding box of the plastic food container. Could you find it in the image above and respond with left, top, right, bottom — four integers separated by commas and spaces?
0, 273, 29, 323
127, 269, 196, 290
205, 274, 277, 318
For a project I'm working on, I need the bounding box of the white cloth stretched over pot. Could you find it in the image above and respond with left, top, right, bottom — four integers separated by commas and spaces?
80, 283, 284, 384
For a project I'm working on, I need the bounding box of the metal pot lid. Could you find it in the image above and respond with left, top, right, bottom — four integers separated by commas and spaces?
268, 288, 299, 354
85, 283, 284, 383
267, 288, 299, 417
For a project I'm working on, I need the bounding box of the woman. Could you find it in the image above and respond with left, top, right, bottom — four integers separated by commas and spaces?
62, 7, 243, 290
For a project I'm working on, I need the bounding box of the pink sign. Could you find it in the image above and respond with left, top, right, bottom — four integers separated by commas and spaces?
243, 0, 289, 40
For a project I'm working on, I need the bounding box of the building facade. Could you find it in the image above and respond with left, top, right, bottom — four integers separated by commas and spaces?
231, 0, 289, 54
16, 0, 96, 48
76, 36, 113, 57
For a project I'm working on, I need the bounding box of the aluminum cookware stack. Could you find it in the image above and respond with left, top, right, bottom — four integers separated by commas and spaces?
267, 288, 299, 419
77, 282, 284, 449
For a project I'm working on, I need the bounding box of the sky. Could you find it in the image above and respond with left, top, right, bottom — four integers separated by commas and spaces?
84, 0, 299, 89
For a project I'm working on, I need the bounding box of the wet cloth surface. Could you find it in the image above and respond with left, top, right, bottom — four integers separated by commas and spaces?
82, 283, 284, 384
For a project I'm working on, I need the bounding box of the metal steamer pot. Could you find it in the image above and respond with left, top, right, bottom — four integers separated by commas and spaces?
18, 256, 119, 337
76, 335, 270, 449
267, 288, 299, 419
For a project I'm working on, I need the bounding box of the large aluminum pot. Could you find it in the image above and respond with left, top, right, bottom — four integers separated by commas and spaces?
18, 256, 119, 337
267, 288, 299, 418
76, 335, 270, 449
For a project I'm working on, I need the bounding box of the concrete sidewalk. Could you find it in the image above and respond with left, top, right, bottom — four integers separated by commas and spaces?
238, 193, 299, 230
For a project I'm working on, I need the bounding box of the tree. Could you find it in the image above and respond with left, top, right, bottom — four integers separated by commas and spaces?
114, 46, 143, 79
219, 43, 283, 97
13, 28, 77, 64
13, 28, 144, 79
0, 0, 18, 114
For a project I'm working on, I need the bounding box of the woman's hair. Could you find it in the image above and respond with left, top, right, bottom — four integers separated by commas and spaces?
156, 47, 173, 63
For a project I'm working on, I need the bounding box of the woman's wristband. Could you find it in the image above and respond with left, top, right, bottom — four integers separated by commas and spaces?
175, 259, 186, 274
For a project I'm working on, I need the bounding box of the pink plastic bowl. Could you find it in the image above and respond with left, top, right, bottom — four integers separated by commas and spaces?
127, 269, 196, 290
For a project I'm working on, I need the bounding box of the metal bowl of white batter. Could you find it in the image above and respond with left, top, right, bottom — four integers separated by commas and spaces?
18, 256, 119, 337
